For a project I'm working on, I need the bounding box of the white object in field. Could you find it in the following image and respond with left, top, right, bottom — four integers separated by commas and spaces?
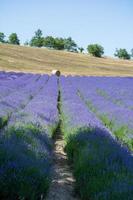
51, 70, 61, 77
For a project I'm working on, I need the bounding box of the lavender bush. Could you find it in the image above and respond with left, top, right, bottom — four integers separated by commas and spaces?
0, 73, 58, 199
0, 72, 133, 199
68, 76, 133, 151
0, 74, 48, 129
60, 76, 133, 200
0, 123, 51, 199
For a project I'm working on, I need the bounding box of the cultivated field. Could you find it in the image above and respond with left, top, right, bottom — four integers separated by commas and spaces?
0, 71, 133, 199
1, 43, 133, 76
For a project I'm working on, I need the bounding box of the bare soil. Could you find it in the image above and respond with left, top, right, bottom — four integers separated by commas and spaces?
46, 132, 79, 200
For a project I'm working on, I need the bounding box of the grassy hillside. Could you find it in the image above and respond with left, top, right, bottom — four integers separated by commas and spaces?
0, 43, 133, 76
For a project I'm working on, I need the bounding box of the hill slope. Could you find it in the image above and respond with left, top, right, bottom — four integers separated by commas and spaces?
0, 43, 133, 76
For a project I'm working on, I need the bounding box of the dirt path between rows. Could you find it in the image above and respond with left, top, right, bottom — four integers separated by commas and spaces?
46, 130, 79, 200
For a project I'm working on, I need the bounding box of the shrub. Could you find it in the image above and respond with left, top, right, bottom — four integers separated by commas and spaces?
43, 36, 55, 48
0, 115, 9, 129
114, 48, 131, 60
87, 44, 104, 57
62, 125, 133, 200
0, 32, 6, 43
30, 29, 44, 47
0, 123, 52, 199
8, 33, 20, 45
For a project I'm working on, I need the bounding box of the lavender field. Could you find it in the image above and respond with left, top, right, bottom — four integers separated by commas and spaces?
0, 71, 133, 200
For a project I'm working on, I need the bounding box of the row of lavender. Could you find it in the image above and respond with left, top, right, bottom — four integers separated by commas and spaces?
0, 72, 59, 199
0, 71, 133, 199
74, 76, 133, 151
60, 76, 133, 200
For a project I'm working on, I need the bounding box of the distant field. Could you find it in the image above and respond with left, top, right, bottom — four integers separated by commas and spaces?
0, 43, 133, 76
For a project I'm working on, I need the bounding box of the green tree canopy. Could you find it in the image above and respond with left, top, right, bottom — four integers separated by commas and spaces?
43, 36, 64, 50
64, 37, 77, 52
43, 36, 78, 52
87, 44, 104, 57
114, 48, 131, 60
78, 47, 84, 53
43, 36, 55, 48
55, 37, 65, 50
30, 29, 44, 47
34, 29, 42, 38
0, 32, 6, 43
8, 33, 20, 45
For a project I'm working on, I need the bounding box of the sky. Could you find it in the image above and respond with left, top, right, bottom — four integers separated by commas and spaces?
1, 0, 133, 56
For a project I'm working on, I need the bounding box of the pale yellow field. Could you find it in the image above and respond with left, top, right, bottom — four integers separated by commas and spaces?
0, 43, 133, 76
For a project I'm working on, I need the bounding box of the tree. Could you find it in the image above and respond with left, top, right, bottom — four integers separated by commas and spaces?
43, 36, 78, 52
87, 44, 104, 57
34, 29, 42, 38
54, 37, 65, 50
9, 33, 20, 45
0, 32, 5, 43
78, 47, 84, 53
43, 36, 55, 48
114, 48, 131, 60
30, 29, 44, 47
64, 37, 77, 52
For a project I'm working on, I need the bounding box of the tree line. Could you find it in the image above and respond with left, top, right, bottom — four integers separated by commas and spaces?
0, 29, 133, 60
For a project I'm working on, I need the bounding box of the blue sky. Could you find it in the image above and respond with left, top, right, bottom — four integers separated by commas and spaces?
1, 0, 133, 56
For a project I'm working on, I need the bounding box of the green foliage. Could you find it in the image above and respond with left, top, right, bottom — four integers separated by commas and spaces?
29, 29, 78, 51
0, 116, 9, 129
8, 33, 20, 45
54, 37, 65, 50
100, 114, 115, 131
0, 32, 5, 43
30, 29, 44, 47
114, 126, 133, 151
114, 48, 131, 60
96, 88, 108, 99
43, 36, 55, 48
87, 100, 97, 113
43, 35, 78, 52
64, 37, 77, 52
30, 30, 75, 50
0, 123, 51, 199
87, 44, 104, 57
99, 114, 133, 151
62, 124, 133, 200
34, 29, 43, 38
78, 47, 84, 53
82, 96, 133, 151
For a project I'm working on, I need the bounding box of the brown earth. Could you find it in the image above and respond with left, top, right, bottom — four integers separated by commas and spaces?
46, 132, 78, 200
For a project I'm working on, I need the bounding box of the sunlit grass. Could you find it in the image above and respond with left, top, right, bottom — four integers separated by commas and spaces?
1, 43, 133, 76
